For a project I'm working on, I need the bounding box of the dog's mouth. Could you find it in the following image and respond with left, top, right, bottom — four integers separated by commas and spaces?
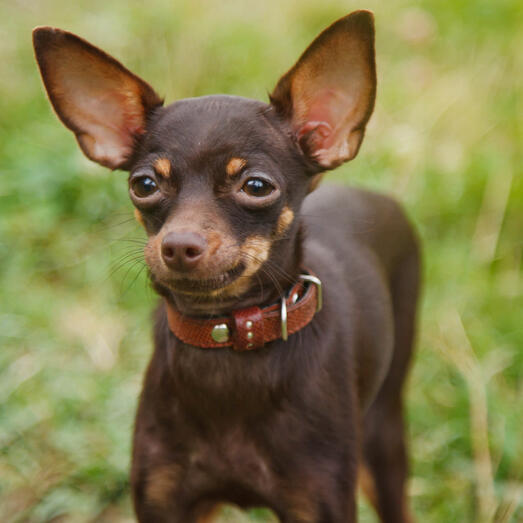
163, 262, 246, 295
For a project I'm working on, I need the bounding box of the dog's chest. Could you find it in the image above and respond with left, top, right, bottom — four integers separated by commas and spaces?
188, 426, 273, 491
171, 339, 291, 414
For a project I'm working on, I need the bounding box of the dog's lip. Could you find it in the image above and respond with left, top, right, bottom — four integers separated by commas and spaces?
165, 263, 245, 294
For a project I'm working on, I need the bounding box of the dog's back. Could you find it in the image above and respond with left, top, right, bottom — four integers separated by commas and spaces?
305, 185, 420, 522
304, 184, 420, 409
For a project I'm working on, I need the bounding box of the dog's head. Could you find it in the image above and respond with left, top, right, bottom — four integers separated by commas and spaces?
34, 11, 376, 313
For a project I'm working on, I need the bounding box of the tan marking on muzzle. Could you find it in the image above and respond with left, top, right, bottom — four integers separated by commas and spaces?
241, 235, 271, 276
211, 235, 271, 297
154, 157, 171, 178
275, 206, 294, 236
226, 157, 246, 177
134, 208, 145, 227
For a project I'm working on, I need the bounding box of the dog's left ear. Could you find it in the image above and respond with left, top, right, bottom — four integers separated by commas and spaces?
270, 11, 376, 170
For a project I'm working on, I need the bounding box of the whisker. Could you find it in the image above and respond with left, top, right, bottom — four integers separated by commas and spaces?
119, 259, 147, 291
109, 252, 146, 279
114, 238, 147, 246
121, 263, 148, 297
263, 260, 296, 284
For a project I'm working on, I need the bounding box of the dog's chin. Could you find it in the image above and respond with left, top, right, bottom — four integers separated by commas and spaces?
157, 263, 246, 297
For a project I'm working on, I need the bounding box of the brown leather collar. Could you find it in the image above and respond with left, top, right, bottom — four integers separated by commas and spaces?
165, 272, 322, 351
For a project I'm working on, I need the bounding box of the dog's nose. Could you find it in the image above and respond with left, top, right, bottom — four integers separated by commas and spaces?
161, 231, 207, 272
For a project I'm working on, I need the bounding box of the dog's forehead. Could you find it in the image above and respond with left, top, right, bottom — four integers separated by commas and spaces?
148, 95, 278, 154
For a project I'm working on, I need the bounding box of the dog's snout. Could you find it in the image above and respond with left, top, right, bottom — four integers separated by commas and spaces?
161, 231, 207, 272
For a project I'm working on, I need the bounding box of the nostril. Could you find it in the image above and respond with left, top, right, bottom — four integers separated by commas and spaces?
162, 245, 175, 260
161, 231, 207, 270
185, 247, 201, 259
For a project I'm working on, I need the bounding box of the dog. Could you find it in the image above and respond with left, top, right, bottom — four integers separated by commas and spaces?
34, 10, 420, 522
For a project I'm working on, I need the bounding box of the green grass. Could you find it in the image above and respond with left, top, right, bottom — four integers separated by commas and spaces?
1, 0, 521, 521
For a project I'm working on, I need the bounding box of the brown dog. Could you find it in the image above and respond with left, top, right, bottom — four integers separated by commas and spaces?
34, 11, 420, 522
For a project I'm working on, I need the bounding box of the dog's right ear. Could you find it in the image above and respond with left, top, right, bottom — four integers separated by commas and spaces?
33, 27, 163, 170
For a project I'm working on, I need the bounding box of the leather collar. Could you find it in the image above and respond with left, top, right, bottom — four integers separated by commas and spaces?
165, 272, 322, 351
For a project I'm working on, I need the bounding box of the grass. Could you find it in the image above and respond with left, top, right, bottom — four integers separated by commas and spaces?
1, 0, 521, 521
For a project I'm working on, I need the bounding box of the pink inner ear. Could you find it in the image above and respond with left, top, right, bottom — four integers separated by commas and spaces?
294, 87, 356, 161
296, 120, 332, 155
61, 78, 147, 168
34, 28, 162, 170
270, 12, 376, 168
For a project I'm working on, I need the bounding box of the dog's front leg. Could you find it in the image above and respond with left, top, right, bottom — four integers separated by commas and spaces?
275, 464, 358, 523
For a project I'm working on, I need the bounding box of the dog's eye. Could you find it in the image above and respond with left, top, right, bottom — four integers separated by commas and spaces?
242, 177, 275, 198
131, 176, 158, 198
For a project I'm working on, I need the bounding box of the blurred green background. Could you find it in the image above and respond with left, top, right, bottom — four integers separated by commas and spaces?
1, 0, 521, 521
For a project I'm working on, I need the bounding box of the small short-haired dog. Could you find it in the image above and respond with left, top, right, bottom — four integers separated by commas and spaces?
34, 10, 420, 522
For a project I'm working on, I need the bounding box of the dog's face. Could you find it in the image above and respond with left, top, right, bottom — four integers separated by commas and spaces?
33, 12, 376, 311
129, 95, 312, 301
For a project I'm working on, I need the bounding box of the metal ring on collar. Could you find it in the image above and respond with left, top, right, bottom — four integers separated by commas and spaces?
299, 273, 323, 312
280, 272, 323, 341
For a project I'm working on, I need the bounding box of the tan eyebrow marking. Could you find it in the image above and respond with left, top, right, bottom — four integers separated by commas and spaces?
154, 157, 171, 178
134, 208, 145, 227
226, 157, 246, 177
275, 206, 294, 236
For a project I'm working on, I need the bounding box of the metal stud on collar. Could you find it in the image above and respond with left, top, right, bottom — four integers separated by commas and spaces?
211, 323, 230, 343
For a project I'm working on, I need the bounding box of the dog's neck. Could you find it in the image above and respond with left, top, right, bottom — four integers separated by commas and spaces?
155, 225, 304, 318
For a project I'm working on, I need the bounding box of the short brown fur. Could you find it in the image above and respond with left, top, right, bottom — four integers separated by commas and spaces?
34, 11, 420, 523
